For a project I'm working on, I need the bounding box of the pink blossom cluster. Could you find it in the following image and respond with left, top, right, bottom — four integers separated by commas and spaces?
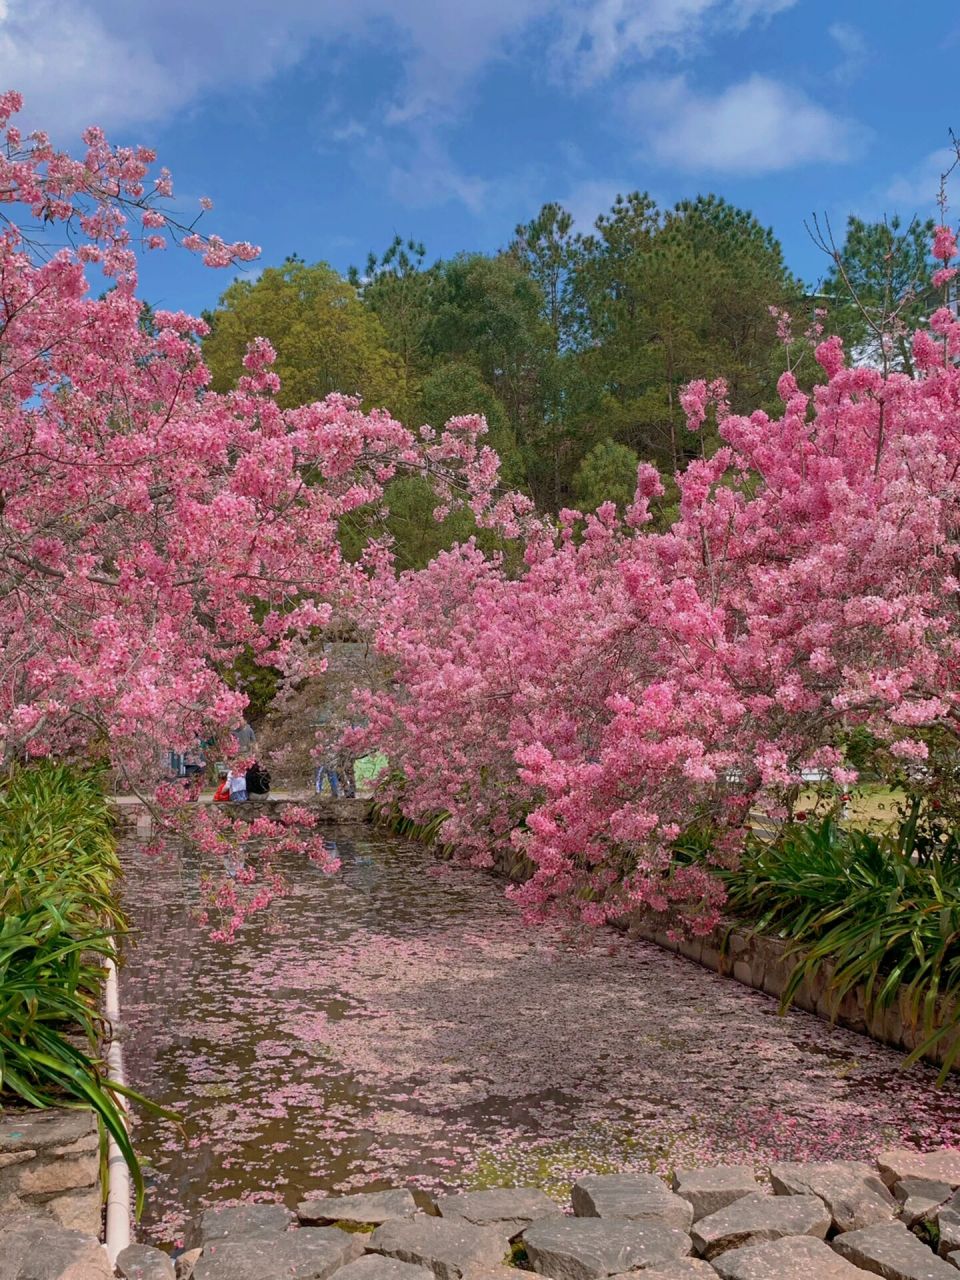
0, 93, 505, 888
0, 91, 256, 276
361, 228, 960, 931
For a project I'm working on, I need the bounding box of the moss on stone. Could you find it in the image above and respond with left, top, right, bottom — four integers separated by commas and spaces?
464, 1126, 684, 1202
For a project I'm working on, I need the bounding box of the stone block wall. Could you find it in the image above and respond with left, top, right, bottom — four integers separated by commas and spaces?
630, 918, 960, 1071
0, 1107, 101, 1236
480, 840, 960, 1072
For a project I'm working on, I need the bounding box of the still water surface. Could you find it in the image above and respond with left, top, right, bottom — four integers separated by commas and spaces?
119, 828, 960, 1247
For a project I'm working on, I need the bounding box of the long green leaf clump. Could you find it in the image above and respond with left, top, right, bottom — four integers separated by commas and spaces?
0, 762, 164, 1212
725, 815, 960, 1081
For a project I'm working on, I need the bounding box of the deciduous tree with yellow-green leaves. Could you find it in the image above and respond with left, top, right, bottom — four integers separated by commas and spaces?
203, 256, 408, 414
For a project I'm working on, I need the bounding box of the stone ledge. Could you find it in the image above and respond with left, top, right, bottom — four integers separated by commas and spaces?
113, 796, 372, 830
0, 1108, 101, 1237
627, 917, 960, 1073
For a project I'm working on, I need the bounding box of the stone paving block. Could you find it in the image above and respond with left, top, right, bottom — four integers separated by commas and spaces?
298, 1190, 417, 1226
571, 1172, 666, 1211
15, 1152, 98, 1196
193, 1227, 363, 1280
175, 1249, 203, 1280
571, 1174, 693, 1231
690, 1192, 829, 1260
0, 1212, 113, 1280
896, 1180, 953, 1228
939, 1208, 960, 1258
370, 1215, 510, 1280
878, 1152, 960, 1191
117, 1243, 178, 1280
615, 1262, 718, 1278
436, 1187, 560, 1238
770, 1160, 898, 1232
522, 1215, 691, 1280
671, 1168, 759, 1222
46, 1186, 102, 1235
200, 1202, 296, 1243
0, 1109, 99, 1157
832, 1220, 960, 1279
711, 1235, 870, 1279
335, 1256, 433, 1280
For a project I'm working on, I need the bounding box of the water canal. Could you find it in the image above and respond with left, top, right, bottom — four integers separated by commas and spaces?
119, 826, 960, 1248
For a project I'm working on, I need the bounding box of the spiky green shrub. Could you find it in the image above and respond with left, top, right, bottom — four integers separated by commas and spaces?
0, 763, 165, 1210
726, 816, 960, 1079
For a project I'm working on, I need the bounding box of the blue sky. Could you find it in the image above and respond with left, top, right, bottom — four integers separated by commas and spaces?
4, 1, 958, 317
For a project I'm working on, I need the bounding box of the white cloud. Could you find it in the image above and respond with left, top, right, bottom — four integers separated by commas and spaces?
329, 120, 368, 144
0, 0, 553, 134
0, 0, 181, 130
728, 0, 797, 26
381, 134, 491, 214
1, 0, 805, 135
881, 147, 958, 219
550, 0, 798, 85
828, 21, 868, 84
631, 73, 865, 174
551, 0, 715, 84
0, 0, 849, 213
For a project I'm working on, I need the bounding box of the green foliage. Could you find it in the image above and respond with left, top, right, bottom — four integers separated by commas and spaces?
425, 253, 555, 497
725, 816, 960, 1080
507, 1241, 528, 1268
821, 215, 937, 374
509, 202, 581, 351
425, 253, 551, 394
203, 256, 408, 414
842, 726, 884, 780
207, 191, 809, 619
570, 193, 798, 476
379, 476, 479, 571
348, 192, 797, 513
465, 1124, 677, 1200
0, 764, 168, 1212
339, 360, 529, 573
836, 724, 960, 862
573, 438, 640, 512
417, 360, 525, 490
372, 789, 453, 853
349, 237, 439, 388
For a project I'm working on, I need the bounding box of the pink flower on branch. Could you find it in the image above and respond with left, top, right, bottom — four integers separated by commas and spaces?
0, 91, 523, 923
360, 224, 960, 931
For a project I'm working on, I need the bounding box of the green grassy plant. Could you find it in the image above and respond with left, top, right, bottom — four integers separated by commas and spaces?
371, 778, 453, 852
725, 816, 960, 1080
0, 762, 169, 1211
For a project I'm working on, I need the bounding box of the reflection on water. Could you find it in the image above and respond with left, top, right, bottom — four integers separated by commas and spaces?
119, 828, 960, 1247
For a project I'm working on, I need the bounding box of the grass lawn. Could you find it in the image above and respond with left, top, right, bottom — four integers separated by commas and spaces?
795, 783, 906, 828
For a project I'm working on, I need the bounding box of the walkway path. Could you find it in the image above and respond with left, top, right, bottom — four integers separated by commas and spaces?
118, 827, 960, 1249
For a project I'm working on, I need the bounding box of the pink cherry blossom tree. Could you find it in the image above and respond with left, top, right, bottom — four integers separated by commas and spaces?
0, 91, 514, 931
361, 231, 960, 932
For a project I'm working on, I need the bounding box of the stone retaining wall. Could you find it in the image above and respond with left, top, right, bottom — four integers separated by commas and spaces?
112, 796, 371, 835
628, 917, 960, 1072
473, 841, 960, 1073
0, 1107, 101, 1236
224, 797, 370, 825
